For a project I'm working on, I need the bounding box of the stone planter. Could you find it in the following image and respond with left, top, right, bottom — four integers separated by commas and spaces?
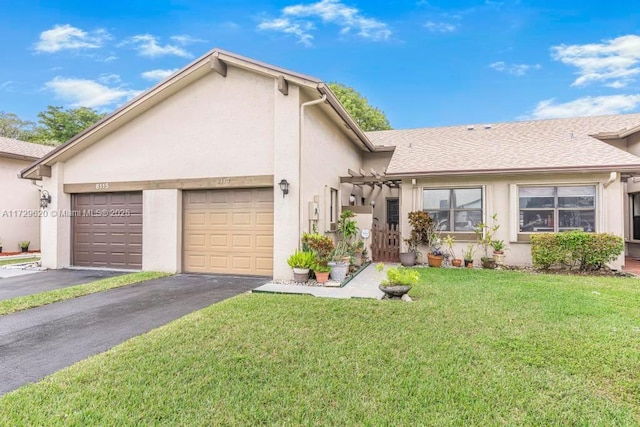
399, 252, 416, 267
379, 285, 412, 299
292, 268, 310, 283
481, 257, 497, 269
493, 251, 505, 266
328, 261, 349, 282
451, 258, 462, 267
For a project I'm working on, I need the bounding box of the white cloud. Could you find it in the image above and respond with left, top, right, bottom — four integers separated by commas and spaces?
0, 81, 14, 91
35, 24, 110, 53
527, 94, 640, 120
45, 76, 141, 108
97, 73, 121, 84
551, 35, 640, 88
123, 34, 193, 58
141, 68, 178, 81
490, 61, 540, 76
424, 21, 457, 33
170, 35, 206, 45
258, 0, 391, 46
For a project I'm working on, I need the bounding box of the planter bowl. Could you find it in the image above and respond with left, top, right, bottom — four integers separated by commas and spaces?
481, 257, 497, 269
292, 268, 310, 283
399, 252, 416, 267
379, 285, 412, 298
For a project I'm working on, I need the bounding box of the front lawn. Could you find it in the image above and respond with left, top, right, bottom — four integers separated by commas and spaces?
0, 256, 40, 266
1, 269, 639, 425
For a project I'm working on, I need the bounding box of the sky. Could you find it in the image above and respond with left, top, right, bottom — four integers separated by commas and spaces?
1, 0, 640, 130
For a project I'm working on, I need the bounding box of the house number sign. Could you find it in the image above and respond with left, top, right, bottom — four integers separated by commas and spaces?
95, 183, 110, 190
217, 177, 231, 185
361, 228, 370, 239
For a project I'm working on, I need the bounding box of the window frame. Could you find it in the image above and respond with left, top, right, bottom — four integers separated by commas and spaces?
422, 186, 484, 239
517, 184, 597, 235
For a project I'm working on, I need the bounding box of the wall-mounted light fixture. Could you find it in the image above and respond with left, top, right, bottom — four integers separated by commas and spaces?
349, 194, 356, 205
40, 190, 51, 208
278, 179, 289, 198
370, 200, 376, 208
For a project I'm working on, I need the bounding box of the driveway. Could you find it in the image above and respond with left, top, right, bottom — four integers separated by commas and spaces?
0, 269, 125, 301
0, 273, 266, 395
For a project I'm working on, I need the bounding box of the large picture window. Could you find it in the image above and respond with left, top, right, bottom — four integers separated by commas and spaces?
519, 185, 596, 233
423, 188, 482, 231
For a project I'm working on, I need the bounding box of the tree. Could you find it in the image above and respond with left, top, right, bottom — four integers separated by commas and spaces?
328, 82, 392, 131
0, 112, 35, 140
31, 106, 107, 144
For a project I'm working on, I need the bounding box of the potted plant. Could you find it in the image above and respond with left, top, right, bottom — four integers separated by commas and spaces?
427, 233, 444, 267
401, 211, 436, 266
19, 241, 30, 253
302, 233, 335, 285
377, 263, 419, 299
474, 214, 499, 269
463, 244, 475, 268
287, 250, 315, 283
443, 234, 462, 267
352, 239, 365, 267
312, 262, 331, 284
491, 240, 507, 266
329, 210, 358, 281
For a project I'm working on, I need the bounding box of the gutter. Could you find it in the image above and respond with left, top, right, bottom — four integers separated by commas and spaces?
387, 164, 640, 177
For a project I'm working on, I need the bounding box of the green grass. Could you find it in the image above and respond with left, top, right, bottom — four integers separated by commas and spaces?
0, 256, 40, 266
0, 271, 169, 316
1, 269, 639, 425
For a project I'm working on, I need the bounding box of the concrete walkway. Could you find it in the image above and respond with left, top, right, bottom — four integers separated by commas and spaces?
0, 273, 265, 396
253, 263, 386, 299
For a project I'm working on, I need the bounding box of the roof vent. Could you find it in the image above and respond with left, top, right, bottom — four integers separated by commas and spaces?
467, 125, 475, 130
484, 124, 492, 129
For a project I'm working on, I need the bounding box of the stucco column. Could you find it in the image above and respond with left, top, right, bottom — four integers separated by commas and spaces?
40, 162, 71, 269
399, 179, 414, 252
604, 177, 624, 269
142, 189, 181, 273
272, 83, 301, 280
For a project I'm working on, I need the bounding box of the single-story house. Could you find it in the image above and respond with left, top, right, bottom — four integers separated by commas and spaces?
1, 136, 54, 252
19, 48, 640, 277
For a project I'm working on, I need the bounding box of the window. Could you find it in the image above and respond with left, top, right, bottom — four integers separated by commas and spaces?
519, 185, 596, 233
330, 188, 338, 224
423, 188, 482, 231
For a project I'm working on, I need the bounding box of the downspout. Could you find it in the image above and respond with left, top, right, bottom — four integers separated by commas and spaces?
299, 94, 327, 246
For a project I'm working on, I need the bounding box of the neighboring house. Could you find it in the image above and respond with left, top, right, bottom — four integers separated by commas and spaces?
0, 136, 54, 253
19, 49, 640, 277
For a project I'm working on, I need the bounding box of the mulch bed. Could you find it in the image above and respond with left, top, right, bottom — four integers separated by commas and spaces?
0, 251, 41, 257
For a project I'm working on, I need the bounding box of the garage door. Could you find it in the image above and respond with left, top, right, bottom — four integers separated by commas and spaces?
183, 188, 273, 275
72, 192, 143, 269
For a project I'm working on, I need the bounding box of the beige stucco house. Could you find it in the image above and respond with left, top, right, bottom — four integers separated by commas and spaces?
0, 137, 54, 253
19, 49, 640, 277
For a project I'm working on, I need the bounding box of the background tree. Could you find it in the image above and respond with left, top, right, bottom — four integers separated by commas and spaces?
328, 82, 392, 131
31, 106, 107, 144
0, 112, 35, 140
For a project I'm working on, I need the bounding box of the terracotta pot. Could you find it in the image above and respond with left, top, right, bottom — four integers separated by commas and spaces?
451, 258, 462, 267
314, 271, 330, 283
427, 253, 443, 267
399, 252, 416, 267
464, 260, 474, 268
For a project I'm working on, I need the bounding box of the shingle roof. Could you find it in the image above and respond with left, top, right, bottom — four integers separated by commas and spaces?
0, 137, 55, 160
367, 113, 640, 175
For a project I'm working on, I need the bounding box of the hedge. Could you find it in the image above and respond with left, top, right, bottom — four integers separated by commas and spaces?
530, 231, 624, 271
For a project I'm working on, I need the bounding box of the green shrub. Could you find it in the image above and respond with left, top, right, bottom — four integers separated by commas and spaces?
380, 266, 420, 287
531, 231, 623, 271
287, 250, 315, 269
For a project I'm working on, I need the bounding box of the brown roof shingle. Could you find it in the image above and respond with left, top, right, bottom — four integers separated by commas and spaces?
0, 137, 55, 160
368, 113, 640, 175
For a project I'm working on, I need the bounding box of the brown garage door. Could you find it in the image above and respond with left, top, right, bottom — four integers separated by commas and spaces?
183, 188, 273, 276
72, 192, 143, 269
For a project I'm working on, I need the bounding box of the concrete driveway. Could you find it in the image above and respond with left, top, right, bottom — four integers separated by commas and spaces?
0, 269, 125, 301
0, 273, 267, 395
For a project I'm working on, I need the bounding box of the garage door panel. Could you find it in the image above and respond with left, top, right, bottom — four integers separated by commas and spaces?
183, 188, 273, 276
72, 192, 143, 270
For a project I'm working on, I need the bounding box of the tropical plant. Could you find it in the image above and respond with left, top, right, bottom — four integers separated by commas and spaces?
287, 250, 315, 269
463, 244, 475, 261
19, 241, 30, 249
491, 240, 506, 252
312, 262, 331, 273
442, 234, 457, 259
474, 214, 500, 259
377, 264, 420, 287
404, 211, 436, 258
333, 210, 358, 261
301, 233, 335, 267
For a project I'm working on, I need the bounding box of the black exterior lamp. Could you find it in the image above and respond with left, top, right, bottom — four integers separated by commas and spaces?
278, 179, 289, 198
40, 190, 52, 208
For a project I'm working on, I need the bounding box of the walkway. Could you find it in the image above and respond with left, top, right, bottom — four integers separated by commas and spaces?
253, 263, 385, 299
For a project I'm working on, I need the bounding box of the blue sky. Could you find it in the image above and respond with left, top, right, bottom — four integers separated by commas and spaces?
1, 0, 639, 129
